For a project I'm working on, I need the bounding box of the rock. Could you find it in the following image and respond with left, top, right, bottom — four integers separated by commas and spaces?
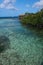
0, 35, 10, 53
41, 62, 43, 65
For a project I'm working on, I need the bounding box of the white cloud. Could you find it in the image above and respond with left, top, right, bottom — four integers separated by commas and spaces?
12, 0, 16, 2
32, 0, 43, 9
3, 0, 16, 4
3, 0, 10, 4
0, 0, 18, 10
0, 3, 5, 8
6, 3, 19, 10
6, 4, 15, 9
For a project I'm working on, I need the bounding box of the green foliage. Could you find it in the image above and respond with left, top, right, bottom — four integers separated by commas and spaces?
19, 9, 43, 28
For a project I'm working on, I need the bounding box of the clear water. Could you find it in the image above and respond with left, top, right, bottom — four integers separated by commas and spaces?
0, 19, 43, 65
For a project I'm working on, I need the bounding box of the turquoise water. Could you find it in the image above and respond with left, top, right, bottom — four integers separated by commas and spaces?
0, 19, 43, 65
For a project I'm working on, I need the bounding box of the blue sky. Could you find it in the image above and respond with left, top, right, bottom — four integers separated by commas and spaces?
0, 0, 43, 17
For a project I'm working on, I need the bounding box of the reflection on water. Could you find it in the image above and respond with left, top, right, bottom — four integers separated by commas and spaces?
0, 19, 43, 65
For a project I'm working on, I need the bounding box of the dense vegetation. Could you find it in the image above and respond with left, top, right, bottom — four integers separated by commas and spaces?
19, 9, 43, 28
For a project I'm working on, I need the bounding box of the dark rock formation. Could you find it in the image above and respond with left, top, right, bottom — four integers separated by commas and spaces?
41, 62, 43, 65
0, 35, 10, 53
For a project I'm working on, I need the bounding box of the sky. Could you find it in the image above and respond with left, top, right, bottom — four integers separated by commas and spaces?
0, 0, 43, 17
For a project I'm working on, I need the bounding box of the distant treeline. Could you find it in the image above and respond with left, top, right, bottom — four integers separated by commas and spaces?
19, 9, 43, 28
0, 17, 18, 19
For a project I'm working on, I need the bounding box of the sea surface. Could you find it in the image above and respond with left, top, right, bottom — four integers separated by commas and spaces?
0, 18, 43, 65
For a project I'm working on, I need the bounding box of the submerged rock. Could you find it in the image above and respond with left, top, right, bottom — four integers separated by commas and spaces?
0, 35, 10, 53
41, 62, 43, 65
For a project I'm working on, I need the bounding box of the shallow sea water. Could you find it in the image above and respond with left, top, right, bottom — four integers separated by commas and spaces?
0, 19, 43, 65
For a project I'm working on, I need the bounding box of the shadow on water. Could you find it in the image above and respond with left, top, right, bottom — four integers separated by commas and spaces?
0, 35, 10, 53
21, 24, 43, 37
21, 24, 43, 46
29, 28, 43, 38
